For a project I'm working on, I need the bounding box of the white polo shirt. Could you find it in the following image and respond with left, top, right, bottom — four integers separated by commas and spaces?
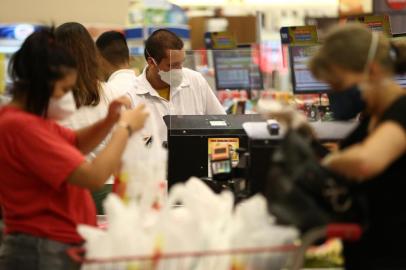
106, 69, 137, 101
131, 67, 226, 142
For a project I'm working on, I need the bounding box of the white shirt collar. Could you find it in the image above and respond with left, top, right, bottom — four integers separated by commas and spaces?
107, 69, 135, 82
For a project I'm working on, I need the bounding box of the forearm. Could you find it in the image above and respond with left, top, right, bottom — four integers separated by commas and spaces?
88, 127, 129, 185
68, 127, 129, 191
75, 117, 116, 154
67, 102, 149, 191
322, 145, 370, 180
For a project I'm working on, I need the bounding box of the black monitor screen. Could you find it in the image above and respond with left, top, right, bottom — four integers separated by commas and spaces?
289, 45, 330, 94
213, 50, 263, 90
394, 74, 406, 88
289, 44, 406, 93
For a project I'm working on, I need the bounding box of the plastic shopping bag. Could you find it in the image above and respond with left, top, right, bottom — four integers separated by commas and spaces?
78, 178, 298, 270
230, 195, 298, 270
78, 194, 156, 270
117, 111, 168, 212
157, 177, 234, 270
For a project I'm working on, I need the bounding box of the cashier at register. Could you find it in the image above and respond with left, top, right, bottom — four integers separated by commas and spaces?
132, 29, 226, 143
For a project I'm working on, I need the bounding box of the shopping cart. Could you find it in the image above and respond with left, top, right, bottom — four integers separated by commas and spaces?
67, 223, 361, 270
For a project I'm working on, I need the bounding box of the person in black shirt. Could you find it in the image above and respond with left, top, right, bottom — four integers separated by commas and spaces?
309, 24, 406, 270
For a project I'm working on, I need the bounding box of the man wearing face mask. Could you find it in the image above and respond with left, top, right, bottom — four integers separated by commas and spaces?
132, 29, 226, 143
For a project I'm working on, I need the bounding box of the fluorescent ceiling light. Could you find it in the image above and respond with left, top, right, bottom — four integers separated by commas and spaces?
169, 0, 338, 7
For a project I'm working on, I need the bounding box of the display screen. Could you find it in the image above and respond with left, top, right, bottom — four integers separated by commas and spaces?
394, 74, 406, 88
213, 50, 264, 90
215, 148, 227, 154
289, 45, 330, 93
209, 120, 227, 127
289, 44, 406, 93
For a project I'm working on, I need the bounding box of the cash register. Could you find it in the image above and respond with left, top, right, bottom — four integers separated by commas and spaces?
164, 114, 358, 197
164, 114, 264, 188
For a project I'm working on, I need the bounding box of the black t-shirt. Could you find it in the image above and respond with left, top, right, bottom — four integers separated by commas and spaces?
343, 95, 406, 270
339, 114, 370, 149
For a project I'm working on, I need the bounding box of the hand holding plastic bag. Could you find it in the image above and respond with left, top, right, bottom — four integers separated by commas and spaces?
118, 108, 168, 212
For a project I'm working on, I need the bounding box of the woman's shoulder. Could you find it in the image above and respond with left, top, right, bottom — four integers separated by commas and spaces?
100, 81, 126, 103
0, 106, 64, 141
0, 106, 41, 128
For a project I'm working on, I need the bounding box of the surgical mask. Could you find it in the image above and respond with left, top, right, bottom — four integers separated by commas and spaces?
329, 85, 366, 120
146, 49, 184, 88
158, 68, 183, 88
47, 91, 76, 120
329, 32, 379, 120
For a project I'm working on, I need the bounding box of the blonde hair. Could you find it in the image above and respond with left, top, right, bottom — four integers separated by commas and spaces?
309, 23, 406, 81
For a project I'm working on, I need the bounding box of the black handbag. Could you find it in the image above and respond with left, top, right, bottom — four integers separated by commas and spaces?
265, 130, 368, 233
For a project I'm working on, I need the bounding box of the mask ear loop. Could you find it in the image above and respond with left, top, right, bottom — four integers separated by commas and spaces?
365, 32, 379, 71
145, 48, 159, 66
360, 32, 380, 90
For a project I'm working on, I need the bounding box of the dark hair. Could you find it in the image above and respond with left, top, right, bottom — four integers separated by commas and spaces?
144, 29, 184, 63
9, 28, 76, 116
310, 23, 406, 80
55, 22, 100, 107
96, 31, 130, 67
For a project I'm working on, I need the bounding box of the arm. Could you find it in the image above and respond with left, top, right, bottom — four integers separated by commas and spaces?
75, 97, 131, 154
68, 104, 149, 191
322, 121, 406, 180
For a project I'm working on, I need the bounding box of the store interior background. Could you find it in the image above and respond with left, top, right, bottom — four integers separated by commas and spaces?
1, 0, 406, 107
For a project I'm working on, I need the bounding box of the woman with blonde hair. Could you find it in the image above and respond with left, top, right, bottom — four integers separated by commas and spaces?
310, 23, 406, 269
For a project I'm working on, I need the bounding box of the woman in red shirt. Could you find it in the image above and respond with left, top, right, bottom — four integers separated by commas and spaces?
0, 29, 148, 269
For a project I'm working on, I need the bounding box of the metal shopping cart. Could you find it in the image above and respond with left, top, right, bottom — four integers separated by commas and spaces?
67, 223, 361, 270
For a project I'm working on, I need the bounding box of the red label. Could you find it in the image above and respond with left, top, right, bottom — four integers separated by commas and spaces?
386, 0, 406, 10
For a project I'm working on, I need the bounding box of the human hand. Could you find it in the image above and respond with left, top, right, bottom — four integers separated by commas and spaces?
106, 96, 132, 124
257, 99, 308, 129
120, 103, 149, 133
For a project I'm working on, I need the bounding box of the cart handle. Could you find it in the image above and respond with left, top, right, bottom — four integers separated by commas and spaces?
289, 223, 363, 270
67, 244, 298, 264
326, 223, 362, 242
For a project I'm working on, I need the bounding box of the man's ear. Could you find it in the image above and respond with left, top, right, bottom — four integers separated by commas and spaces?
146, 57, 157, 67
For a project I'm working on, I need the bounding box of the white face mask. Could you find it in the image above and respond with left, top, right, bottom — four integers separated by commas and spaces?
158, 68, 184, 88
148, 53, 184, 88
47, 91, 77, 120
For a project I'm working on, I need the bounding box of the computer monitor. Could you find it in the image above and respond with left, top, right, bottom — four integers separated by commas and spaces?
212, 49, 264, 90
289, 43, 406, 93
288, 44, 330, 94
391, 34, 406, 88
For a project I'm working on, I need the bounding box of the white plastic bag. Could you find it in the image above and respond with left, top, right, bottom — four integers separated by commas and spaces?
230, 195, 299, 270
119, 110, 167, 211
78, 194, 155, 270
160, 178, 234, 270
78, 178, 298, 270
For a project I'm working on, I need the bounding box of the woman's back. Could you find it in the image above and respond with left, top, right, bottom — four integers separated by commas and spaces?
59, 82, 122, 158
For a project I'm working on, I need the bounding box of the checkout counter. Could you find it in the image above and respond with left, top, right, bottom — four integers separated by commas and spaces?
164, 114, 357, 197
